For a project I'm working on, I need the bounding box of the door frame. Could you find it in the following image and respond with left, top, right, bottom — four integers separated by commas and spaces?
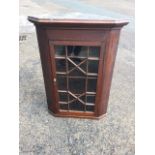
49, 40, 105, 117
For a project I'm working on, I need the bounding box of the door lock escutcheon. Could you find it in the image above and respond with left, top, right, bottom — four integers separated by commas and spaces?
53, 78, 56, 82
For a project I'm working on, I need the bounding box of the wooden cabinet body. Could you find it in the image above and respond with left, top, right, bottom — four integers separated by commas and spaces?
28, 17, 128, 119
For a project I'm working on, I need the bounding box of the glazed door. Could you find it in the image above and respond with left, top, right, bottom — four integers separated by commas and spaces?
49, 41, 103, 115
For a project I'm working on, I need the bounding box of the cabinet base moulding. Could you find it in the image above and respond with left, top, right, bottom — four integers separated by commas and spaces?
48, 109, 106, 120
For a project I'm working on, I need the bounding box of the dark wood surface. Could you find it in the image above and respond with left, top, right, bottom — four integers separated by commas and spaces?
29, 16, 128, 119
28, 16, 128, 28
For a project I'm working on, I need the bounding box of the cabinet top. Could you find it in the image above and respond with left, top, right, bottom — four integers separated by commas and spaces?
28, 16, 128, 28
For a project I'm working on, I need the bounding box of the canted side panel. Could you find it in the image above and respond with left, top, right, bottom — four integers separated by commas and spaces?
36, 27, 58, 112
49, 41, 103, 116
97, 29, 121, 116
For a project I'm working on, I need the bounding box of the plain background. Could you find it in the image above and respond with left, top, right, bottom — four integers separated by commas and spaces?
0, 0, 155, 154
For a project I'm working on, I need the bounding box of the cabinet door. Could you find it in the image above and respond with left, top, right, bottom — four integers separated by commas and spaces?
49, 41, 104, 116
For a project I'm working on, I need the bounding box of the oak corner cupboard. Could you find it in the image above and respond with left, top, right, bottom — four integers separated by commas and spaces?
28, 16, 128, 119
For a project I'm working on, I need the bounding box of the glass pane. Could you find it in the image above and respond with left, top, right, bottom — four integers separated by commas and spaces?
60, 104, 68, 110
68, 58, 79, 67
54, 45, 100, 113
80, 46, 87, 57
69, 68, 86, 76
59, 93, 68, 102
67, 46, 87, 57
55, 46, 65, 56
87, 79, 97, 92
68, 58, 87, 76
89, 47, 100, 57
69, 101, 84, 111
67, 46, 74, 56
80, 62, 87, 72
69, 78, 85, 94
57, 75, 67, 90
80, 95, 85, 103
68, 94, 75, 102
88, 60, 99, 73
55, 59, 66, 72
68, 59, 74, 70
86, 105, 94, 112
68, 94, 85, 104
67, 46, 82, 56
87, 95, 95, 103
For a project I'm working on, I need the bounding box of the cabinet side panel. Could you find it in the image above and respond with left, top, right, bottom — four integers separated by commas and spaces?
97, 29, 121, 116
36, 26, 58, 112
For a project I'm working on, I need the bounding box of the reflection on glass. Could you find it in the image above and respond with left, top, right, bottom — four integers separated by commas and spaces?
89, 47, 100, 57
55, 46, 65, 56
67, 46, 83, 57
